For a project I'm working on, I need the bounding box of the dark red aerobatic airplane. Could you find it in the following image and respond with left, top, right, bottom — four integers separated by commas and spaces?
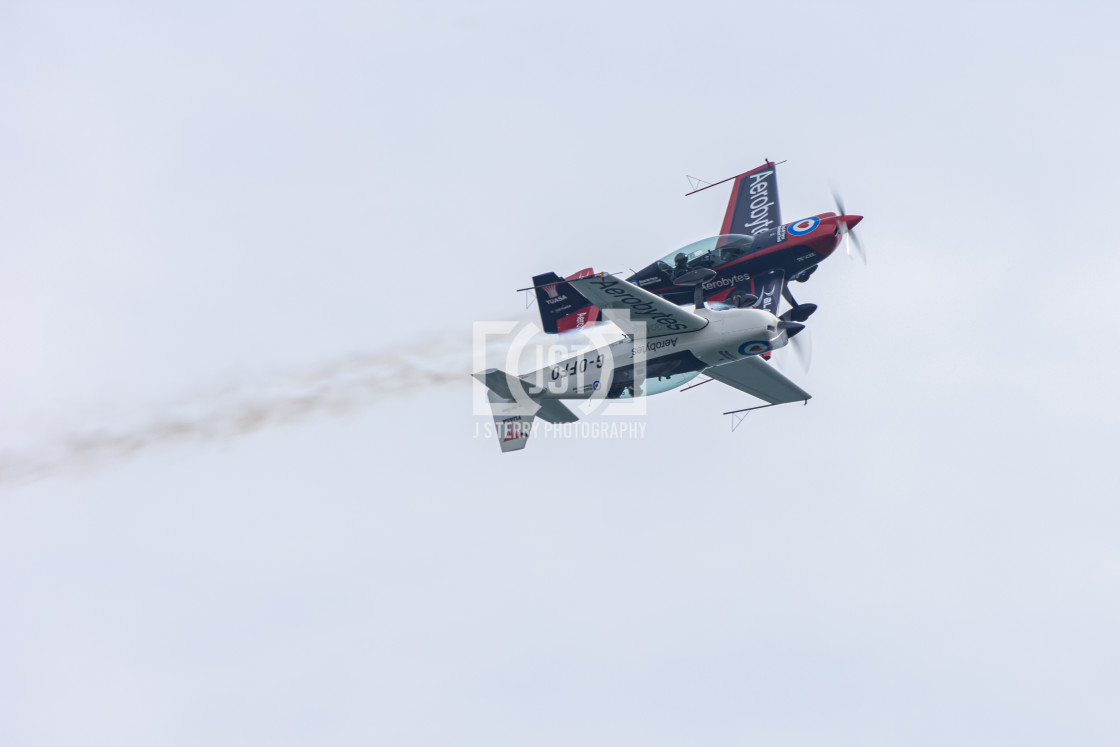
529, 161, 863, 335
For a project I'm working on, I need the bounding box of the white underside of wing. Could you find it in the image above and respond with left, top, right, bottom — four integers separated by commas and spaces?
704, 356, 811, 404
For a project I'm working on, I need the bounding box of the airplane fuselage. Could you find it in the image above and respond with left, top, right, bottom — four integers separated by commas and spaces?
519, 307, 785, 400
627, 212, 855, 305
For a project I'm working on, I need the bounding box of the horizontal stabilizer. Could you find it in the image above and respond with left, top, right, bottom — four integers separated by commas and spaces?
476, 370, 579, 452
473, 368, 531, 403
536, 399, 579, 424
704, 356, 810, 404
487, 390, 536, 453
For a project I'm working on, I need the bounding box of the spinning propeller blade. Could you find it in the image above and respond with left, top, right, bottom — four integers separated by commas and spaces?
778, 304, 815, 373
790, 326, 812, 372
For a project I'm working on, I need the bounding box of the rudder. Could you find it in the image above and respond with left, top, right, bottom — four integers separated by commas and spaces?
532, 268, 602, 334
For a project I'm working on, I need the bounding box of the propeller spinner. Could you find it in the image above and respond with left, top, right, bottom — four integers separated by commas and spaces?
831, 188, 866, 264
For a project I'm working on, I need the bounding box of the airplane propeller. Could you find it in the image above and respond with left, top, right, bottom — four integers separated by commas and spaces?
831, 188, 866, 264
778, 305, 815, 373
789, 325, 812, 372
771, 321, 812, 373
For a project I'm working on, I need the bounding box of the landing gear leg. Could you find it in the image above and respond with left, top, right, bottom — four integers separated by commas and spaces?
781, 282, 799, 311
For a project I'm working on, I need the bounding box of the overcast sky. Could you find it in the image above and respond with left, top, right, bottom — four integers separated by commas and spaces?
2, 1, 1119, 745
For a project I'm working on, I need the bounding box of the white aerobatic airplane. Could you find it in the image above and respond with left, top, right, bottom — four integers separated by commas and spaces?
474, 268, 812, 453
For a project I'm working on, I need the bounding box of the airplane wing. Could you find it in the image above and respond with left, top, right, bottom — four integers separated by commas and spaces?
566, 274, 708, 338
720, 162, 781, 236
704, 356, 810, 404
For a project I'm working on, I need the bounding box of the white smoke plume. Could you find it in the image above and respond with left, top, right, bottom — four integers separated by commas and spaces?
0, 338, 472, 488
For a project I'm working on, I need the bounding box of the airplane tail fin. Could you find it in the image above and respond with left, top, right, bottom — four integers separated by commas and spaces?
474, 369, 579, 453
719, 162, 781, 237
532, 268, 602, 334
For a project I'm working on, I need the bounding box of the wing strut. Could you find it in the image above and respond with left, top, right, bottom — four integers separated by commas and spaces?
680, 377, 714, 392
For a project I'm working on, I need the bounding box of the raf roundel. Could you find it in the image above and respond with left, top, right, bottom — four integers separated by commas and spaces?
787, 216, 820, 236
738, 340, 772, 356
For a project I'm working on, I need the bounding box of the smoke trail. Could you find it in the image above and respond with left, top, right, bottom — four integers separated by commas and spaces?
0, 339, 472, 488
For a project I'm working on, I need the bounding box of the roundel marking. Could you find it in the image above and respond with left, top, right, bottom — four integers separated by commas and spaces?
593, 380, 601, 390
787, 216, 820, 236
738, 340, 772, 356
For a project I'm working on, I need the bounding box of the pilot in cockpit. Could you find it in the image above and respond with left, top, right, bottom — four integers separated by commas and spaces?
671, 252, 689, 281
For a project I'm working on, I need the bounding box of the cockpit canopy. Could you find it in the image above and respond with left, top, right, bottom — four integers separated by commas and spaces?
656, 234, 755, 274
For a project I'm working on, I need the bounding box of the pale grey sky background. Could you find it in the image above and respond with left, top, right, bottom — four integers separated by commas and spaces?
2, 1, 1119, 745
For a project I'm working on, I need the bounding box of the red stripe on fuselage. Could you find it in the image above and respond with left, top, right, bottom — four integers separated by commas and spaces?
644, 214, 842, 296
